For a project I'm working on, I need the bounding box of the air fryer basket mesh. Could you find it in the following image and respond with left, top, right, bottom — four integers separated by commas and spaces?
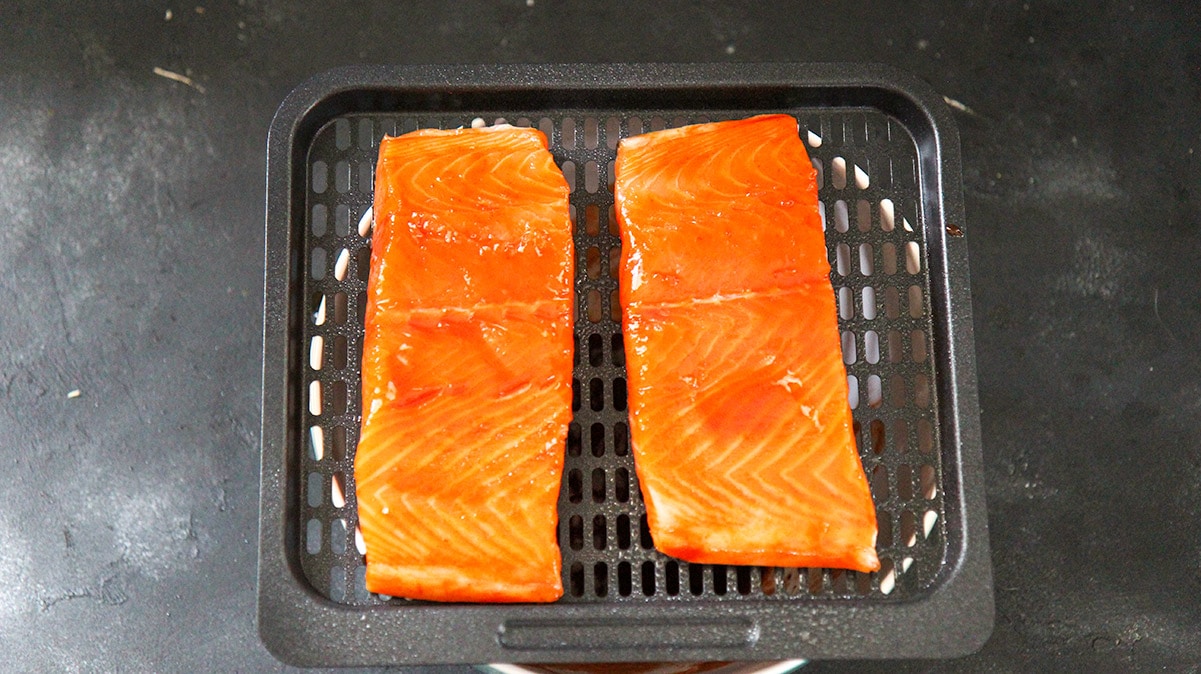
298, 109, 945, 605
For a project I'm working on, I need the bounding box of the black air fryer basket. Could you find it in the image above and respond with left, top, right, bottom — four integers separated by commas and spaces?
258, 64, 993, 667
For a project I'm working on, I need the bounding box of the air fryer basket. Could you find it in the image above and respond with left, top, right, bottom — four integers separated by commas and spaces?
259, 64, 993, 667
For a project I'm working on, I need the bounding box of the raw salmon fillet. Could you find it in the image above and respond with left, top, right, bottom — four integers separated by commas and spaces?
615, 114, 879, 572
355, 125, 573, 602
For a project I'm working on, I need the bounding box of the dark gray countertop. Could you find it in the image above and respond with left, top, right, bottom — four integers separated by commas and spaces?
2, 1, 1198, 671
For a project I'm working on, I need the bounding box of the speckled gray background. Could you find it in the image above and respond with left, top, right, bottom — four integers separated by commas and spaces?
1, 1, 1198, 671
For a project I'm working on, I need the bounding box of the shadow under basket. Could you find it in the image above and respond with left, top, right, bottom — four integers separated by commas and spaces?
258, 63, 993, 668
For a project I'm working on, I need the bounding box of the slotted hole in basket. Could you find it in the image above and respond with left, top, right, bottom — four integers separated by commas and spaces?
610, 289, 620, 322
561, 118, 576, 149
782, 568, 802, 596
589, 378, 604, 411
897, 464, 914, 500
562, 160, 576, 191
901, 510, 918, 547
857, 569, 872, 595
331, 426, 346, 461
908, 285, 924, 318
838, 287, 853, 319
311, 161, 328, 193
332, 336, 347, 370
329, 566, 346, 602
914, 374, 931, 408
712, 565, 728, 596
309, 335, 324, 371
877, 510, 893, 547
831, 569, 848, 594
665, 561, 681, 596
890, 374, 906, 408
854, 164, 870, 190
807, 129, 822, 147
584, 117, 599, 149
841, 331, 857, 364
590, 422, 605, 457
617, 514, 631, 549
686, 564, 703, 596
812, 158, 823, 186
334, 204, 350, 237
614, 422, 629, 456
921, 465, 938, 499
924, 510, 939, 538
615, 467, 630, 502
618, 561, 633, 596
570, 563, 584, 597
832, 157, 847, 189
605, 116, 621, 150
306, 518, 321, 554
333, 292, 347, 324
905, 242, 922, 274
312, 204, 327, 236
836, 244, 851, 276
640, 513, 653, 549
308, 381, 321, 416
887, 330, 904, 363
538, 117, 554, 140
884, 287, 900, 318
807, 568, 823, 595
585, 204, 600, 236
355, 525, 366, 556
857, 199, 872, 232
586, 289, 602, 323
572, 378, 580, 411
331, 471, 346, 508
609, 247, 620, 279
867, 374, 882, 408
918, 419, 933, 453
593, 514, 607, 550
354, 565, 368, 600
879, 558, 896, 595
859, 243, 875, 275
613, 378, 627, 411
761, 567, 777, 596
880, 198, 895, 231
818, 201, 827, 231
359, 163, 373, 192
864, 330, 880, 364
847, 375, 859, 410
327, 381, 347, 415
568, 515, 584, 550
567, 422, 581, 457
870, 419, 886, 455
592, 468, 606, 503
584, 161, 599, 193
608, 205, 619, 236
871, 465, 889, 500
594, 562, 609, 597
834, 200, 849, 233
650, 116, 666, 131
642, 561, 657, 596
334, 161, 350, 193
307, 472, 322, 507
331, 518, 347, 555
309, 426, 324, 461
568, 469, 582, 503
893, 419, 909, 454
586, 246, 601, 279
611, 334, 625, 367
736, 567, 752, 595
862, 286, 877, 319
882, 242, 897, 275
311, 247, 326, 280
912, 330, 928, 362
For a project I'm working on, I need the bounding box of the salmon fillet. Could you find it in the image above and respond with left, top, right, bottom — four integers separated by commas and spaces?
615, 114, 880, 572
355, 125, 573, 602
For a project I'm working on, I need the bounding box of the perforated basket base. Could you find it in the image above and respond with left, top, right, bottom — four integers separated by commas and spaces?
259, 64, 993, 667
